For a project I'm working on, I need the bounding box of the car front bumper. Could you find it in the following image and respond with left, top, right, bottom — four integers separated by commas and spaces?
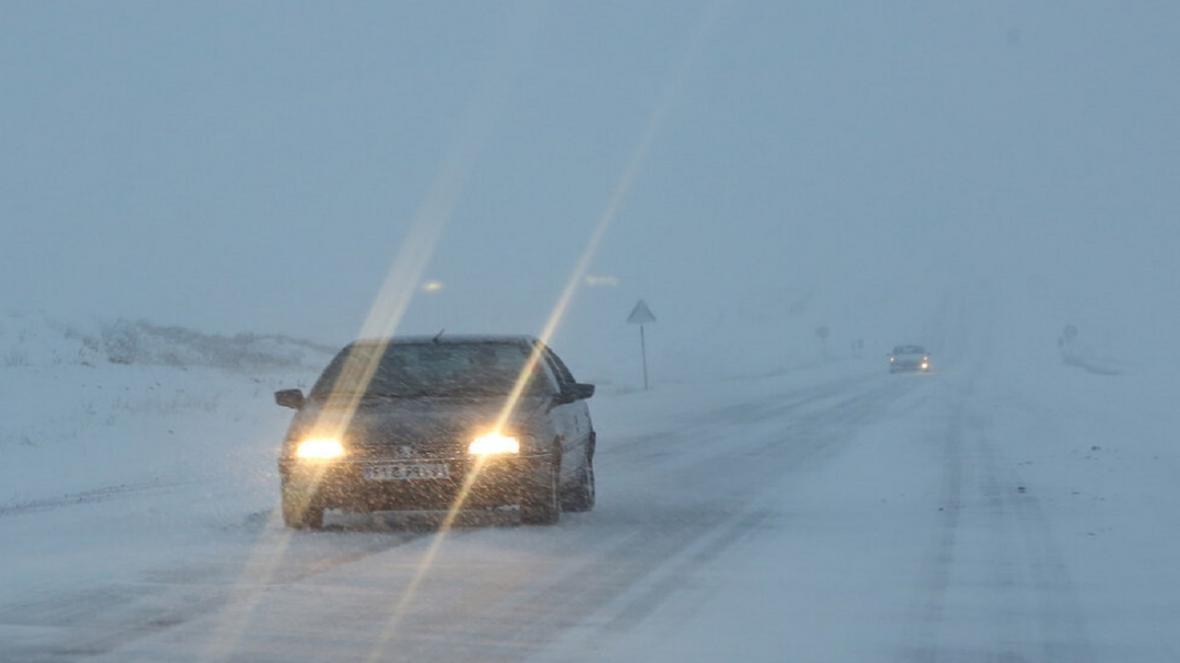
891, 362, 930, 372
279, 453, 554, 512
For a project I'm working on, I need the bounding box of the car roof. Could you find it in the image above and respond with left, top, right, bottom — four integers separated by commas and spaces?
894, 344, 926, 353
346, 335, 539, 349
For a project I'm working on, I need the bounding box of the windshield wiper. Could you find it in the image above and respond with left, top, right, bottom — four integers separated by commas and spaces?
377, 390, 513, 399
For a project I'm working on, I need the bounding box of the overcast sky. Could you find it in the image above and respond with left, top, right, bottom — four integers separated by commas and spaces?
3, 1, 1178, 380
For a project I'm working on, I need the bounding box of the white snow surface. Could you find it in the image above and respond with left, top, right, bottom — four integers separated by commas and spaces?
1, 313, 1178, 662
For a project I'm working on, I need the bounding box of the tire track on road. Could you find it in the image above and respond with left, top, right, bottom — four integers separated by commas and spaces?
0, 480, 183, 518
471, 377, 921, 662
903, 370, 1095, 663
0, 524, 435, 663
976, 430, 1095, 663
907, 378, 968, 663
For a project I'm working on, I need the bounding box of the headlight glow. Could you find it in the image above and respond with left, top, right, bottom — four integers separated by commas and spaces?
295, 438, 345, 460
468, 432, 520, 455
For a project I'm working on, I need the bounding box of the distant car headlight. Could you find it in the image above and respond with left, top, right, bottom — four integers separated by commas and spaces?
295, 438, 345, 460
468, 432, 520, 455
889, 356, 895, 363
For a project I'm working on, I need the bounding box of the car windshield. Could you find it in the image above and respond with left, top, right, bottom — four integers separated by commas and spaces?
894, 345, 926, 355
310, 342, 549, 399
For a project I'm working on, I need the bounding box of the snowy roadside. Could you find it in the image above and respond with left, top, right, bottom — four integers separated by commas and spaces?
0, 364, 311, 506
981, 356, 1180, 659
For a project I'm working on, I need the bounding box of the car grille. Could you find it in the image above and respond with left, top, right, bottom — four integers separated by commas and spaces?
350, 438, 465, 461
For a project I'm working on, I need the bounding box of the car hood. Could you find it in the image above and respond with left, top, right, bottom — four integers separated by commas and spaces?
287, 395, 550, 456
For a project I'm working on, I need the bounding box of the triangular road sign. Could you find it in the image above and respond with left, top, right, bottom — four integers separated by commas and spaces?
627, 300, 656, 325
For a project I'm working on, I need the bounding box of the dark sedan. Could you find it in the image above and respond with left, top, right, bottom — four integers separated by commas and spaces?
274, 335, 597, 529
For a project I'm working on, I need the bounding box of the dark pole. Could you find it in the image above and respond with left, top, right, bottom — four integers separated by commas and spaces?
640, 323, 649, 390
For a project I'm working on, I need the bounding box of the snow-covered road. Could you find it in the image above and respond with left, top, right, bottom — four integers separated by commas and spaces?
2, 346, 1178, 662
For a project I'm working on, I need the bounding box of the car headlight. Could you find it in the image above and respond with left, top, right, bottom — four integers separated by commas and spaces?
468, 432, 520, 455
295, 438, 345, 460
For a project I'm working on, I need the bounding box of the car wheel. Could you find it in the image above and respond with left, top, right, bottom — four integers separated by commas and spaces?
281, 489, 324, 530
561, 449, 595, 513
521, 460, 560, 526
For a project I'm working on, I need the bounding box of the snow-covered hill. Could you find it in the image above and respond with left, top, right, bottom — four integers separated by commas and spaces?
0, 311, 335, 371
0, 312, 332, 507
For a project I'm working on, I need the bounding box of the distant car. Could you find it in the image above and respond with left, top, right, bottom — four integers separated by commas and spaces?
888, 345, 931, 373
274, 335, 597, 529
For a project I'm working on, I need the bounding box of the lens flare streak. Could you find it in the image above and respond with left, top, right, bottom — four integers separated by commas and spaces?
362, 3, 725, 661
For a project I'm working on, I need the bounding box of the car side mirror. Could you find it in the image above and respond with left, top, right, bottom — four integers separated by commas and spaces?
556, 383, 595, 404
275, 388, 305, 409
571, 383, 595, 401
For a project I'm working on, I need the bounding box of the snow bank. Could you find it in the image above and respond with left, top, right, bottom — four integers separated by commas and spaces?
0, 311, 334, 371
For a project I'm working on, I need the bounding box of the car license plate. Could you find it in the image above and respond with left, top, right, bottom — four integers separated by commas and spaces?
363, 463, 450, 481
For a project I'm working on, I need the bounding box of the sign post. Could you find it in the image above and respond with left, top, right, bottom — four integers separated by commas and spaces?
626, 300, 657, 390
815, 324, 830, 359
